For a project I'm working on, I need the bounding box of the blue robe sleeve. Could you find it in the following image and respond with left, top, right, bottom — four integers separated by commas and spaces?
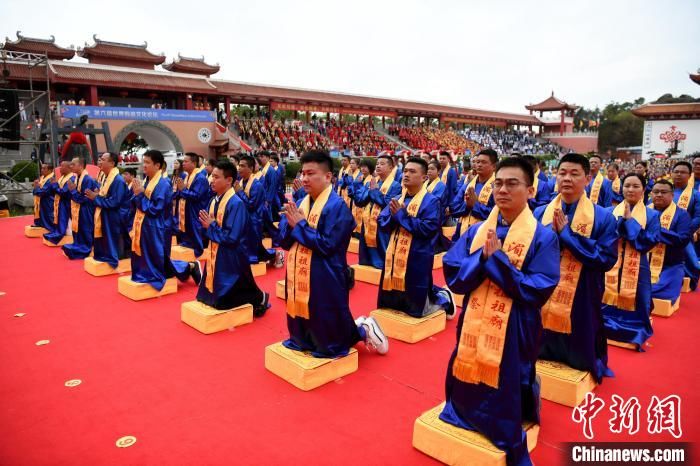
205, 200, 245, 247
350, 181, 371, 207
484, 229, 560, 307
617, 211, 660, 254
70, 178, 95, 204
378, 196, 441, 239
659, 210, 692, 247
94, 180, 128, 209
470, 195, 495, 219
689, 193, 700, 232
178, 174, 209, 202
558, 209, 619, 270
292, 186, 306, 203
598, 180, 612, 208
450, 183, 468, 216
34, 182, 52, 197
287, 199, 356, 256
443, 227, 487, 295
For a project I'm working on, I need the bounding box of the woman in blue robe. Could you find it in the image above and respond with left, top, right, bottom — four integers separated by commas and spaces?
602, 173, 660, 350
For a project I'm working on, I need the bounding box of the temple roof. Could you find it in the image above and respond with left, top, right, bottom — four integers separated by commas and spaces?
163, 54, 220, 76
690, 72, 700, 86
78, 35, 165, 65
631, 102, 700, 118
526, 92, 579, 111
1, 31, 75, 60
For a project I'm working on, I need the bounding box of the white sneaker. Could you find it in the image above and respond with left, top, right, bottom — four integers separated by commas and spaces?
443, 288, 457, 320
361, 316, 389, 355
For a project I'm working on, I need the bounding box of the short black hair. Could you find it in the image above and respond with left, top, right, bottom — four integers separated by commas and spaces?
589, 154, 602, 162
259, 151, 271, 159
377, 154, 394, 166
184, 152, 201, 166
476, 149, 498, 165
439, 151, 450, 158
300, 149, 333, 173
207, 158, 217, 167
495, 156, 534, 186
105, 152, 119, 166
271, 154, 280, 163
360, 159, 375, 172
520, 155, 538, 170
654, 179, 674, 190
635, 161, 648, 169
428, 160, 440, 171
622, 172, 646, 188
43, 162, 54, 170
673, 161, 692, 173
215, 159, 237, 181
342, 154, 351, 160
239, 155, 256, 169
123, 168, 137, 177
405, 156, 428, 174
558, 153, 591, 175
607, 163, 619, 171
143, 150, 165, 169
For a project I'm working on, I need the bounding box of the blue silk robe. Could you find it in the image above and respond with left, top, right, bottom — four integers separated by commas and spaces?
441, 218, 560, 466
585, 175, 613, 208
377, 191, 448, 317
93, 174, 130, 268
673, 186, 700, 290
238, 177, 273, 263
276, 164, 287, 206
62, 173, 98, 259
439, 166, 458, 200
32, 178, 55, 230
651, 206, 691, 303
277, 190, 360, 357
610, 179, 623, 205
350, 178, 402, 269
528, 179, 552, 211
43, 175, 76, 244
450, 178, 495, 242
602, 207, 660, 349
196, 192, 263, 309
174, 170, 210, 257
534, 201, 618, 383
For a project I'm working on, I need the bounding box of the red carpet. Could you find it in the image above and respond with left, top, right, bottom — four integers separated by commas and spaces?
0, 215, 697, 465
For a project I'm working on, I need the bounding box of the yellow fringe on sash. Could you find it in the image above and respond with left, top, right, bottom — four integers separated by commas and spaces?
363, 167, 397, 248
70, 170, 88, 233
205, 188, 235, 293
131, 170, 163, 256
589, 172, 604, 205
648, 202, 676, 285
94, 168, 120, 238
34, 172, 54, 219
452, 206, 537, 388
178, 166, 205, 232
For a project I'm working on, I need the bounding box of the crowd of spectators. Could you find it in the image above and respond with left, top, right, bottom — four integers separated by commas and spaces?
389, 126, 481, 154
233, 117, 330, 155
459, 127, 563, 155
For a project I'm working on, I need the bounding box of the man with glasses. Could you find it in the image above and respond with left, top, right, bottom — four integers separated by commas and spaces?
649, 179, 692, 314
450, 149, 497, 242
671, 161, 700, 291
441, 157, 559, 466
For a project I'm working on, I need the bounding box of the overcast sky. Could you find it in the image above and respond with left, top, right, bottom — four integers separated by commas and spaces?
2, 0, 699, 114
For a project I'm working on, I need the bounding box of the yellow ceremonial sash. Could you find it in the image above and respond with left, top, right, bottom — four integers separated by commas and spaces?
205, 188, 236, 293
94, 168, 120, 238
353, 176, 370, 233
363, 167, 397, 248
337, 166, 347, 195
260, 162, 271, 178
34, 173, 54, 219
286, 184, 333, 319
453, 206, 537, 388
53, 174, 74, 225
589, 172, 604, 204
341, 169, 359, 208
243, 176, 255, 197
98, 171, 106, 185
440, 167, 450, 184
611, 176, 621, 206
70, 170, 89, 233
540, 193, 595, 333
253, 171, 263, 181
676, 175, 695, 210
461, 173, 495, 229
425, 177, 440, 193
649, 202, 677, 285
178, 166, 205, 232
131, 170, 163, 256
381, 187, 428, 292
603, 201, 647, 311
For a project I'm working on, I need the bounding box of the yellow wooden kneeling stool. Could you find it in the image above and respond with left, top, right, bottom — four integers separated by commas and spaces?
118, 276, 178, 301
264, 342, 358, 391
350, 264, 381, 285
433, 252, 446, 269
536, 360, 597, 407
347, 237, 359, 254
681, 277, 690, 293
171, 245, 209, 262
413, 403, 539, 466
276, 280, 286, 299
607, 339, 637, 350
42, 235, 72, 247
84, 257, 131, 276
370, 309, 446, 343
251, 262, 266, 277
181, 301, 253, 334
25, 225, 49, 237
652, 297, 680, 317
262, 237, 273, 249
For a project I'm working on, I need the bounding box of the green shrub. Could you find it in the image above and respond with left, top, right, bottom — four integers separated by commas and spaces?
9, 161, 39, 182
